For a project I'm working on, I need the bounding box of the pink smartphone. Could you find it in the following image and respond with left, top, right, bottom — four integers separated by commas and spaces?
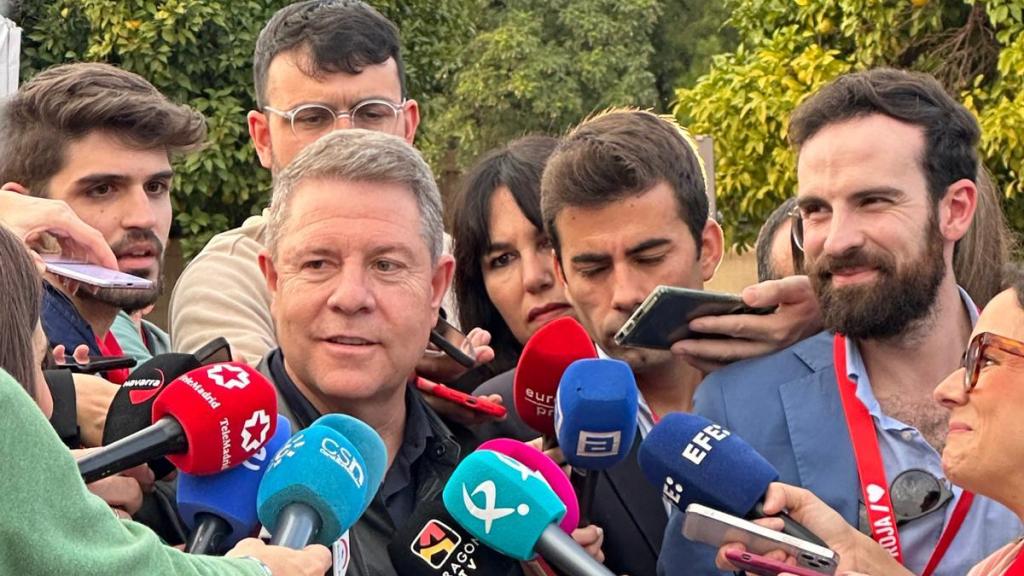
726, 549, 829, 576
44, 259, 153, 289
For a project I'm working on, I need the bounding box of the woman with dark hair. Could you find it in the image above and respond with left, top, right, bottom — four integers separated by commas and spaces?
0, 222, 330, 575
452, 135, 573, 380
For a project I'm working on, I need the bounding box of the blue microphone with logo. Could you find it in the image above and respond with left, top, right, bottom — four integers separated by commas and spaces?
178, 415, 292, 554
555, 358, 638, 525
443, 449, 615, 576
257, 414, 385, 548
638, 412, 826, 546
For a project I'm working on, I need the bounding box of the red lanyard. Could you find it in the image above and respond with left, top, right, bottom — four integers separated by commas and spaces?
833, 335, 972, 576
1005, 545, 1024, 576
96, 331, 129, 384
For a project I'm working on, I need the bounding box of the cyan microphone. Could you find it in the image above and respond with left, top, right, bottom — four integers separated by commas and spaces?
78, 362, 278, 483
443, 449, 615, 576
178, 415, 292, 555
257, 414, 385, 549
555, 358, 638, 525
638, 412, 826, 546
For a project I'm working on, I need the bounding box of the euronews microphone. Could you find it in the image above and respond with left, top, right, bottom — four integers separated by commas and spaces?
638, 412, 826, 546
257, 414, 386, 549
177, 415, 292, 555
77, 362, 278, 483
101, 352, 205, 478
513, 317, 597, 443
443, 449, 615, 576
388, 500, 518, 575
555, 358, 638, 525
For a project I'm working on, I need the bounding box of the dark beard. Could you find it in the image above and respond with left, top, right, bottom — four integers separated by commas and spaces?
809, 216, 945, 340
81, 229, 165, 312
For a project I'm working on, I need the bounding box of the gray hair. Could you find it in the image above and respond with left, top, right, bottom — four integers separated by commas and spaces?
266, 129, 444, 262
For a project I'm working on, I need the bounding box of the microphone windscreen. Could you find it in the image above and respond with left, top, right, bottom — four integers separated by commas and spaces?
102, 352, 202, 477
388, 500, 518, 575
257, 424, 374, 546
152, 362, 278, 474
311, 413, 387, 510
177, 415, 293, 548
638, 412, 779, 517
514, 317, 597, 436
555, 358, 638, 471
443, 449, 566, 560
478, 438, 579, 533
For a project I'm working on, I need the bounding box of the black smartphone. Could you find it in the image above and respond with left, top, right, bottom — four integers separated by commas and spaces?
428, 316, 477, 368
54, 354, 137, 374
614, 285, 776, 349
192, 336, 233, 365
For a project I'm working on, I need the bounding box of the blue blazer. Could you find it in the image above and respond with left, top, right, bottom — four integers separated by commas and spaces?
658, 331, 859, 575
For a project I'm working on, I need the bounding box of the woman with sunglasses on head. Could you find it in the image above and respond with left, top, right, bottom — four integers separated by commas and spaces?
0, 222, 330, 576
714, 273, 1024, 576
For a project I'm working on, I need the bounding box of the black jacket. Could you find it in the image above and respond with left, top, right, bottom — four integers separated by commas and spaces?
474, 368, 667, 576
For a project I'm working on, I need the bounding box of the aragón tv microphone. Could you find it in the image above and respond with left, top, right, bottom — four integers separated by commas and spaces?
442, 449, 615, 576
78, 361, 278, 483
388, 499, 518, 575
257, 415, 385, 549
555, 358, 638, 525
513, 317, 597, 439
178, 415, 292, 555
638, 412, 826, 547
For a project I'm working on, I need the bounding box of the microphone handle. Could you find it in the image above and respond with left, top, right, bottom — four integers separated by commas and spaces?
185, 512, 232, 555
270, 502, 322, 549
749, 501, 828, 547
78, 417, 186, 483
569, 468, 599, 526
535, 523, 615, 576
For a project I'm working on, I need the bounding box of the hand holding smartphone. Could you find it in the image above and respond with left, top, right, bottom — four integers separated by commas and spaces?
415, 377, 507, 419
54, 355, 137, 374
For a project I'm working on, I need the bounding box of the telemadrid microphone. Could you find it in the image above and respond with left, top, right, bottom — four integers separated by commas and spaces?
101, 352, 204, 478
257, 417, 385, 548
555, 358, 638, 525
638, 412, 826, 546
387, 499, 518, 575
77, 362, 278, 483
442, 449, 615, 576
513, 317, 597, 441
178, 415, 292, 555
478, 438, 580, 533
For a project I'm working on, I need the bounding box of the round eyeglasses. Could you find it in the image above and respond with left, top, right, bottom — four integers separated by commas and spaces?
962, 331, 1024, 392
263, 99, 406, 139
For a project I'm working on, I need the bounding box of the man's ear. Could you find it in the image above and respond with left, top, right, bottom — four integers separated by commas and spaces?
430, 253, 456, 313
939, 178, 977, 243
1, 182, 31, 196
247, 110, 274, 170
699, 218, 725, 282
258, 250, 278, 299
402, 99, 421, 145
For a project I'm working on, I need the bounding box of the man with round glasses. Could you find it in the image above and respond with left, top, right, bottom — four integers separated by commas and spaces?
659, 68, 1022, 575
169, 0, 419, 363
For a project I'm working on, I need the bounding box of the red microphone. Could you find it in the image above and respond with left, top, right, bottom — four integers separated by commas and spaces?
513, 317, 597, 437
78, 362, 278, 483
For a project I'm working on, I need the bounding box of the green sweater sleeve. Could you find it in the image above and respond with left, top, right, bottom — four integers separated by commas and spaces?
0, 370, 263, 575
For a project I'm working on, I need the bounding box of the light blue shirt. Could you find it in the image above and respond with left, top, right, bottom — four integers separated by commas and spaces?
845, 287, 1022, 575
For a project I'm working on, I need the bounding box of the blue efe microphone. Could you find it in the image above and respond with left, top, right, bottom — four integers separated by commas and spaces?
257, 419, 384, 548
555, 358, 638, 524
638, 412, 826, 546
178, 415, 292, 554
443, 449, 615, 576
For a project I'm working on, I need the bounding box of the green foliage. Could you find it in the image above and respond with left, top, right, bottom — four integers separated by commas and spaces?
17, 0, 475, 257
651, 0, 738, 107
423, 0, 662, 169
675, 0, 1023, 249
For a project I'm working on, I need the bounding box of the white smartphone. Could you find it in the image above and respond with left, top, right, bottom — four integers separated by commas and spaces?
682, 504, 838, 574
44, 259, 154, 290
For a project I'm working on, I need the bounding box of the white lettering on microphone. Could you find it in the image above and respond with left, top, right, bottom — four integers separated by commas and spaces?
682, 424, 731, 465
180, 374, 221, 409
524, 388, 554, 417
219, 417, 231, 469
320, 438, 366, 487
